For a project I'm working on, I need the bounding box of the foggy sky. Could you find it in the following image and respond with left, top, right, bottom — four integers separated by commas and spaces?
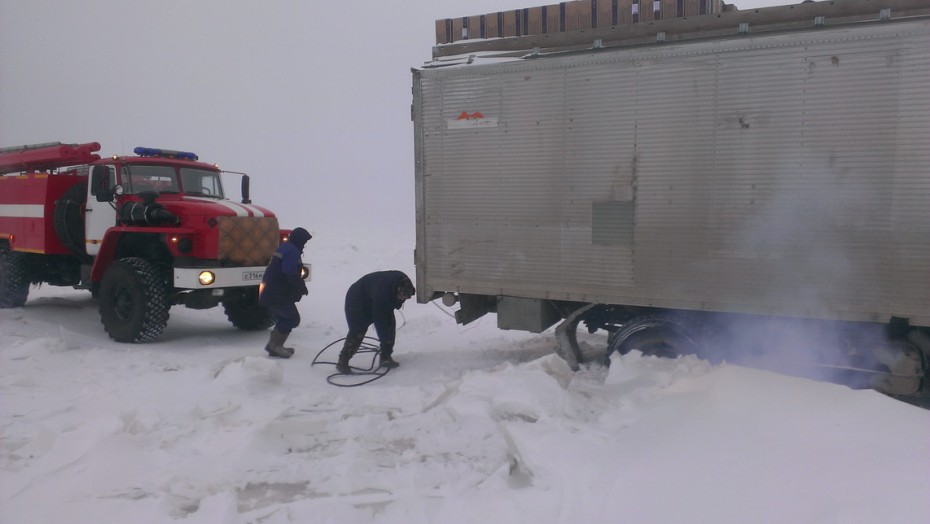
0, 0, 786, 237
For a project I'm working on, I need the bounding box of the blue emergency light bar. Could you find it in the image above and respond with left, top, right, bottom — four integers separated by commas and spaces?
133, 147, 199, 161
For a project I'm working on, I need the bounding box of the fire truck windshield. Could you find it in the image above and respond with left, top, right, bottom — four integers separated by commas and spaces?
180, 168, 224, 198
121, 165, 224, 198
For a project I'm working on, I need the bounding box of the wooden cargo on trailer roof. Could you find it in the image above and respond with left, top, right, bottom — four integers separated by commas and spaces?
436, 0, 729, 46
431, 0, 929, 58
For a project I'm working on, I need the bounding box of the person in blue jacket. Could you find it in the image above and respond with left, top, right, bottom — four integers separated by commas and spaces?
336, 270, 415, 373
259, 227, 312, 358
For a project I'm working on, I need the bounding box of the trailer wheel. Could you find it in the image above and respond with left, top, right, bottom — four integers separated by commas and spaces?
54, 182, 91, 262
222, 287, 274, 330
0, 248, 31, 308
605, 315, 703, 364
98, 257, 170, 342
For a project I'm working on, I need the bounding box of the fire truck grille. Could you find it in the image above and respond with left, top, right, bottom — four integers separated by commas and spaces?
216, 216, 280, 266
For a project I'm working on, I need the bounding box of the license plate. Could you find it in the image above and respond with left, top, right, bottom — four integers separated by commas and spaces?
242, 271, 264, 281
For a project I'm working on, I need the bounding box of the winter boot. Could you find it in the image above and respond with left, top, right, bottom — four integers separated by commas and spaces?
280, 331, 295, 356
379, 354, 399, 369
335, 352, 353, 374
264, 329, 292, 359
335, 333, 364, 374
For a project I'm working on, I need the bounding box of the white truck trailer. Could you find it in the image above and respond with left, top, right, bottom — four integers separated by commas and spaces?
411, 0, 930, 396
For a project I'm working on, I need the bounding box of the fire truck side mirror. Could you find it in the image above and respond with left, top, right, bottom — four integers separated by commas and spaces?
241, 174, 251, 204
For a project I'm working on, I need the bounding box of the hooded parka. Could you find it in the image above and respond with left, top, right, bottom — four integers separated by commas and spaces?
260, 227, 311, 307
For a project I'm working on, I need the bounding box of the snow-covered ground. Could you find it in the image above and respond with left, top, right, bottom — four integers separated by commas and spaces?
2, 231, 929, 524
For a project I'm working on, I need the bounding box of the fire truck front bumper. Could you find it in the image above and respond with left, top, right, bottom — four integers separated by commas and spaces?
173, 264, 312, 290
173, 266, 268, 289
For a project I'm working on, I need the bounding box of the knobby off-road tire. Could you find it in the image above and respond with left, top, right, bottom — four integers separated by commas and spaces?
223, 287, 274, 330
0, 247, 31, 308
98, 257, 170, 342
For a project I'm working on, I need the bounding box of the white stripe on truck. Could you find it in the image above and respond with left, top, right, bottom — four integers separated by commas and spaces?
184, 196, 249, 217
0, 204, 44, 218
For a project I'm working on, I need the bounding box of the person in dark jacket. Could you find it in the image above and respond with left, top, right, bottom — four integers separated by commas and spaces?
259, 227, 312, 358
336, 270, 415, 373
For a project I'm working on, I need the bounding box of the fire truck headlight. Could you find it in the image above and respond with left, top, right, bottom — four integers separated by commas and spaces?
198, 271, 216, 286
299, 265, 310, 280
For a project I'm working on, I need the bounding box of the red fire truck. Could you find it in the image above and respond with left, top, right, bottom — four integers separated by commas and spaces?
0, 141, 307, 342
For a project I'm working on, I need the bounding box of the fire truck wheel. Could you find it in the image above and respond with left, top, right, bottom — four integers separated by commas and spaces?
0, 248, 31, 308
98, 257, 170, 342
223, 287, 274, 330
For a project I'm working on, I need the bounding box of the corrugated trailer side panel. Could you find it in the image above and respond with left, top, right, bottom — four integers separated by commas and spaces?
414, 19, 930, 327
890, 26, 930, 318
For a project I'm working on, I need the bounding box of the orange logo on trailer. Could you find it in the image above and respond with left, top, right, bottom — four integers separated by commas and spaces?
456, 111, 485, 120
448, 111, 498, 130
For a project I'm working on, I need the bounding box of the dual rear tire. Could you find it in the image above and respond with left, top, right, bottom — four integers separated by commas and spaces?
606, 315, 703, 363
